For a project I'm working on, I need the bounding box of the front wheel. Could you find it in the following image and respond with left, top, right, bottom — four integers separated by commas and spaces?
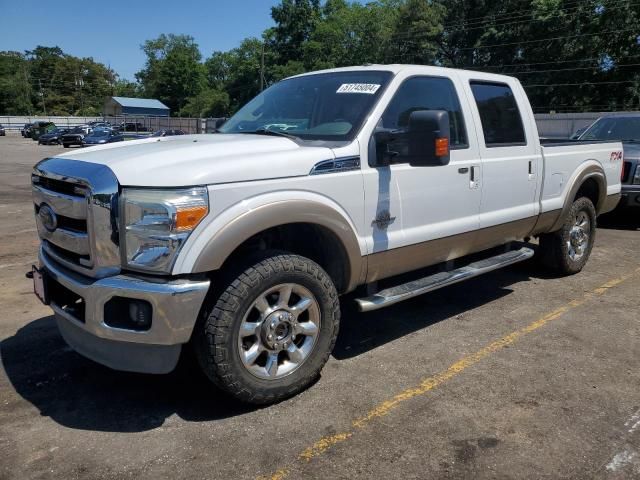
538, 197, 597, 275
194, 253, 340, 404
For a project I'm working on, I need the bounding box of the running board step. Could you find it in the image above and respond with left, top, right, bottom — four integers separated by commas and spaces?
355, 247, 535, 312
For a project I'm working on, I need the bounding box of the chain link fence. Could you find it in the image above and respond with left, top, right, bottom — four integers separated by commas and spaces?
0, 115, 206, 134
4, 112, 639, 139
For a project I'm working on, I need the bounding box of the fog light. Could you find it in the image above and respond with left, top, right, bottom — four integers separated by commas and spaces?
129, 301, 152, 329
104, 297, 152, 331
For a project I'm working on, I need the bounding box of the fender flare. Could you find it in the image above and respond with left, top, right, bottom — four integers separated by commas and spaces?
187, 199, 366, 292
549, 163, 606, 232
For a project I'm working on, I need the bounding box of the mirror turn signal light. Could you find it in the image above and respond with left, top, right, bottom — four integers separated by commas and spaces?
435, 137, 449, 157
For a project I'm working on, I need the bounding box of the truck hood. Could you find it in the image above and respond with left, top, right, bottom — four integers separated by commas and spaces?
54, 134, 335, 186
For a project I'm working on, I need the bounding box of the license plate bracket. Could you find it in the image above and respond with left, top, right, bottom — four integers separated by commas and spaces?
32, 266, 49, 305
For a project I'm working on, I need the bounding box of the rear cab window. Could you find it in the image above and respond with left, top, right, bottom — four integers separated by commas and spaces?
470, 81, 526, 147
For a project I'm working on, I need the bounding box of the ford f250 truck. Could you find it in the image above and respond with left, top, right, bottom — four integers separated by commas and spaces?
30, 65, 623, 404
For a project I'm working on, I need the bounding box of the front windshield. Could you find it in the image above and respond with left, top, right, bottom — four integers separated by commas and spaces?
581, 117, 640, 141
220, 70, 393, 141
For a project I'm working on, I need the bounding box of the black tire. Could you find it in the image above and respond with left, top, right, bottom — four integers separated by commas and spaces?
538, 197, 597, 275
194, 253, 340, 404
63, 144, 69, 148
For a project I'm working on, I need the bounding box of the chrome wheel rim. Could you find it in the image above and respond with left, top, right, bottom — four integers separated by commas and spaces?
567, 211, 591, 261
237, 283, 321, 380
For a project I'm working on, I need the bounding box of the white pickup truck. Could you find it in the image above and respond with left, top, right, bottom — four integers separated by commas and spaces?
31, 65, 623, 404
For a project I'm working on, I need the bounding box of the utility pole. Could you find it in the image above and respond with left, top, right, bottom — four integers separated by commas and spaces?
38, 79, 47, 116
76, 75, 85, 114
22, 65, 32, 116
260, 41, 265, 91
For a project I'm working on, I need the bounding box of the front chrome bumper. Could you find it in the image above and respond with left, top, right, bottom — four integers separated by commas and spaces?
40, 247, 210, 373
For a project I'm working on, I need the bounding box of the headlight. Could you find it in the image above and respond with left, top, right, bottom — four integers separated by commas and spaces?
634, 164, 640, 185
121, 187, 209, 273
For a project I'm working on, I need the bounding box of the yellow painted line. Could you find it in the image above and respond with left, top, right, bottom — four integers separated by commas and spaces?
257, 267, 640, 480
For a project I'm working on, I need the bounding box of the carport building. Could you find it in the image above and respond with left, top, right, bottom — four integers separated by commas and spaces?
103, 97, 170, 117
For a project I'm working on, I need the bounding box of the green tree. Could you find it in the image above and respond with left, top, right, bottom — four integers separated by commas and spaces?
0, 51, 32, 115
113, 79, 141, 98
205, 38, 266, 112
181, 87, 230, 117
0, 45, 124, 115
269, 0, 321, 65
136, 34, 206, 113
388, 0, 445, 64
302, 0, 398, 69
435, 0, 640, 112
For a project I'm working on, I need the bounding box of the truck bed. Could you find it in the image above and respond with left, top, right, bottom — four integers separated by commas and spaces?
539, 140, 623, 216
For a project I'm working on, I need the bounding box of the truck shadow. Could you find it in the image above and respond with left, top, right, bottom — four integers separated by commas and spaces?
597, 210, 640, 231
334, 263, 534, 359
1, 262, 537, 433
0, 318, 258, 432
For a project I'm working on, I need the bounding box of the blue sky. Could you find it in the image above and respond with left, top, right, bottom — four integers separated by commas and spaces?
0, 0, 283, 81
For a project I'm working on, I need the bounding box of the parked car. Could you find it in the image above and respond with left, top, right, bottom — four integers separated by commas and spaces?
61, 126, 92, 148
578, 114, 640, 210
82, 129, 125, 146
29, 121, 56, 140
31, 65, 622, 404
88, 121, 112, 129
151, 129, 186, 137
0, 124, 5, 136
119, 122, 147, 132
21, 123, 34, 137
570, 126, 587, 140
38, 127, 71, 145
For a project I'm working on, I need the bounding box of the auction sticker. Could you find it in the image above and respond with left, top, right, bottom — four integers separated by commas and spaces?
336, 83, 381, 94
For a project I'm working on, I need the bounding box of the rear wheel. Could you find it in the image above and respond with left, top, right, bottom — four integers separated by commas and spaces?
538, 197, 597, 275
195, 253, 340, 404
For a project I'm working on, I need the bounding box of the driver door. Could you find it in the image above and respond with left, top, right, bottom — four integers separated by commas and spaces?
362, 74, 483, 281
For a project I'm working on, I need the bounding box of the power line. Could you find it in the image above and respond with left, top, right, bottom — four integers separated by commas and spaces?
391, 28, 638, 51
499, 62, 640, 74
441, 0, 632, 28
478, 54, 640, 69
442, 0, 639, 32
523, 80, 638, 87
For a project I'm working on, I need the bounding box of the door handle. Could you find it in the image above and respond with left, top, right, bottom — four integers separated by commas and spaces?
528, 160, 535, 180
469, 166, 480, 189
458, 167, 469, 174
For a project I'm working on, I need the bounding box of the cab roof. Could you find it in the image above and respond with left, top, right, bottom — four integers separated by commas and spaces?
290, 64, 518, 84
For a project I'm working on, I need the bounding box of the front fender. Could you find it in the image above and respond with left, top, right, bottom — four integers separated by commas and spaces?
173, 192, 366, 292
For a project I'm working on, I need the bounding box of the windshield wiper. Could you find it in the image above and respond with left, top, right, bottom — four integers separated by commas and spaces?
240, 128, 299, 140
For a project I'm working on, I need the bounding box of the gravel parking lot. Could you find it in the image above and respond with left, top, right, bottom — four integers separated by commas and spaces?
1, 134, 639, 480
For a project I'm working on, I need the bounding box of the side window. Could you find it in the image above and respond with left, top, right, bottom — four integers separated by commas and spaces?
470, 81, 526, 146
380, 76, 468, 160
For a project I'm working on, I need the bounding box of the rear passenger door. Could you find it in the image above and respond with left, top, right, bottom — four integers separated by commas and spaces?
466, 80, 541, 232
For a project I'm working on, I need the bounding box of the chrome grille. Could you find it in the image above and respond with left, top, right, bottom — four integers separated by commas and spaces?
32, 158, 121, 279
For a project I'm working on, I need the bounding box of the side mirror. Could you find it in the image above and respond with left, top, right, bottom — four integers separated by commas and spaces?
406, 110, 450, 167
